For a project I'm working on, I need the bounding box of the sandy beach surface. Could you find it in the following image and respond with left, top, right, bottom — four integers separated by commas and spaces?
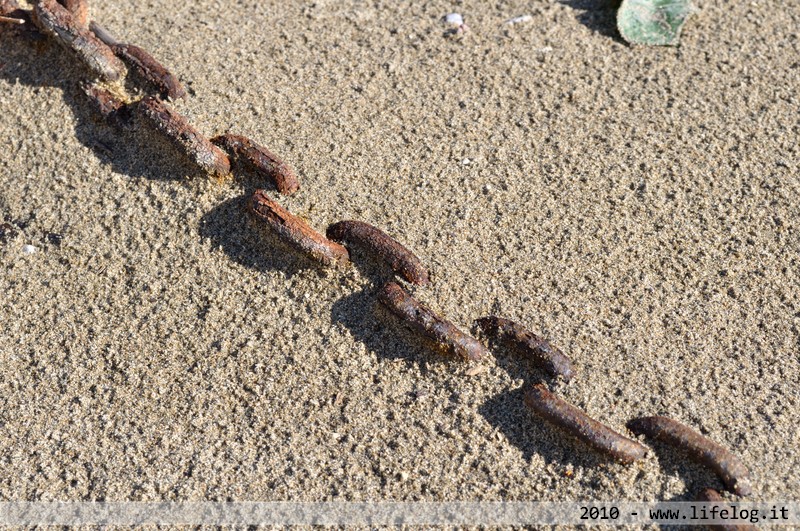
1, 0, 798, 520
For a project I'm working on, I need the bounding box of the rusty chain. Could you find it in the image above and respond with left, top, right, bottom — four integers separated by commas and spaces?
1, 0, 753, 499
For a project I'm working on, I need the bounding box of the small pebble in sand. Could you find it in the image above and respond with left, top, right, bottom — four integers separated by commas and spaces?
444, 13, 463, 25
504, 15, 532, 25
22, 244, 37, 254
461, 158, 470, 165
443, 13, 468, 34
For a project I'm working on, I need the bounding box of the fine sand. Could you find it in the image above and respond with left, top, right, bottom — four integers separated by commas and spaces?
1, 0, 798, 518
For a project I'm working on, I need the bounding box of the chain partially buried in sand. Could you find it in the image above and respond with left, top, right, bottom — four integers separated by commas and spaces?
212, 134, 300, 195
90, 22, 186, 100
628, 416, 753, 496
32, 0, 125, 81
5, 0, 754, 499
524, 384, 647, 464
378, 282, 488, 361
475, 316, 575, 381
249, 190, 349, 267
327, 220, 431, 286
134, 96, 231, 178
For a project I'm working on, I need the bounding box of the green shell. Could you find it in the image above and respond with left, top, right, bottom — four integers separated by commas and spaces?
617, 0, 693, 46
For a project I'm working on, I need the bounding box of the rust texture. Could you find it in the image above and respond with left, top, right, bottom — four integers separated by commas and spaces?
249, 190, 349, 267
326, 220, 430, 285
82, 83, 125, 122
697, 488, 726, 502
627, 416, 752, 496
524, 383, 647, 464
57, 0, 87, 27
134, 96, 230, 177
211, 133, 298, 194
695, 488, 756, 531
32, 0, 125, 81
0, 0, 19, 15
90, 22, 186, 100
0, 14, 24, 23
475, 315, 574, 381
378, 281, 488, 361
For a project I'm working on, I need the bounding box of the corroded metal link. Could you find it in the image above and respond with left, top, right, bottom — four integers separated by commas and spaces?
249, 190, 349, 267
90, 21, 186, 100
628, 416, 752, 496
134, 96, 230, 178
475, 315, 574, 381
327, 220, 430, 285
211, 134, 298, 194
32, 0, 125, 81
378, 281, 488, 361
525, 384, 647, 464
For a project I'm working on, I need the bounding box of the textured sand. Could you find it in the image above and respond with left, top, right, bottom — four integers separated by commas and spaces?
1, 0, 798, 513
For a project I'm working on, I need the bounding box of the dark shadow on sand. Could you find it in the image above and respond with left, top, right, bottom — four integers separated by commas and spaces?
198, 193, 326, 279
329, 243, 456, 370
0, 25, 198, 182
560, 0, 626, 42
628, 436, 734, 501
475, 329, 613, 469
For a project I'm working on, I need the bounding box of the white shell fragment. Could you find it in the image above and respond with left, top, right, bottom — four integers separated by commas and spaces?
505, 15, 532, 25
443, 12, 469, 34
444, 13, 463, 25
466, 365, 487, 376
22, 244, 37, 254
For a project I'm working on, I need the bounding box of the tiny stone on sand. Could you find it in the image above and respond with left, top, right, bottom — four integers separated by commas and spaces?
22, 244, 37, 254
444, 13, 463, 25
443, 13, 468, 34
505, 15, 532, 25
